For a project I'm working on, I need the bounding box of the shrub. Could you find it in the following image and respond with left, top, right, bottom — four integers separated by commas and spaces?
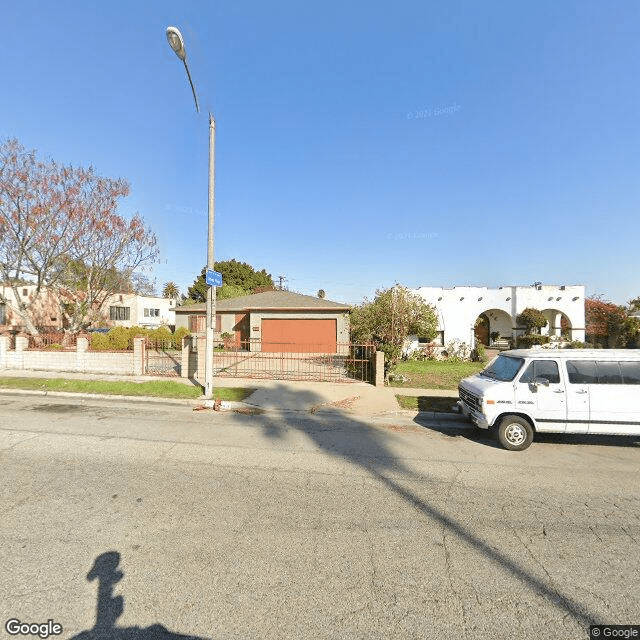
473, 343, 487, 362
516, 334, 550, 348
172, 327, 191, 349
564, 341, 586, 349
90, 334, 111, 351
107, 326, 133, 350
516, 308, 548, 334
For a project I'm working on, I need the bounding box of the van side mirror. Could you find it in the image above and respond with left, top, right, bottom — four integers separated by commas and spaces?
533, 376, 550, 387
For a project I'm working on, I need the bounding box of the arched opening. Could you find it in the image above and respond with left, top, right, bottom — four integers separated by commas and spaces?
474, 309, 512, 346
542, 309, 572, 339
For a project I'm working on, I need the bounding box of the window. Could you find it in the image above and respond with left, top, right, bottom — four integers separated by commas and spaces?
620, 362, 640, 385
22, 288, 28, 297
0, 303, 5, 324
519, 360, 560, 384
145, 308, 160, 318
567, 360, 640, 385
567, 360, 597, 384
109, 306, 130, 321
596, 361, 622, 384
144, 309, 149, 317
480, 355, 524, 382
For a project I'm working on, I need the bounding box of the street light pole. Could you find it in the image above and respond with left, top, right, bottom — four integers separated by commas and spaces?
166, 26, 216, 400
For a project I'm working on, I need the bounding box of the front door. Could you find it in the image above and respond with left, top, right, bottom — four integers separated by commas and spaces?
515, 359, 566, 431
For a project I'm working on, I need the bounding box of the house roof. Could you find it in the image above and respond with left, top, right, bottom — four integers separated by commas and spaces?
176, 290, 350, 313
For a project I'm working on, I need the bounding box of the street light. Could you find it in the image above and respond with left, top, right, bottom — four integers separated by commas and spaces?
166, 25, 216, 401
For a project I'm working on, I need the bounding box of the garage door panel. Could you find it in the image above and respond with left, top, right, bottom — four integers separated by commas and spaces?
262, 319, 337, 353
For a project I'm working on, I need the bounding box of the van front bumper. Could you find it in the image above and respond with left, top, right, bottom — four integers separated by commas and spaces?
457, 401, 490, 429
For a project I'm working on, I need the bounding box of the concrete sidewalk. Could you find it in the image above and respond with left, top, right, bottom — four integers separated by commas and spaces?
0, 369, 460, 420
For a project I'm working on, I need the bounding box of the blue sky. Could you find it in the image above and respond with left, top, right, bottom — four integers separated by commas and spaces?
3, 0, 639, 305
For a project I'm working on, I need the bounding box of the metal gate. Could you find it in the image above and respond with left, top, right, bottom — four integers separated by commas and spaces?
211, 340, 375, 383
145, 339, 181, 377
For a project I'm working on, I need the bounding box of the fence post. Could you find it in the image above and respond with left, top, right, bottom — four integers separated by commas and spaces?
374, 350, 385, 387
197, 335, 206, 384
181, 336, 190, 378
15, 334, 28, 370
133, 336, 146, 375
76, 335, 89, 372
0, 335, 8, 370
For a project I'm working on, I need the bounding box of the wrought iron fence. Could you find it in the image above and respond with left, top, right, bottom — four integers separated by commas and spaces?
145, 338, 182, 377
209, 340, 375, 383
27, 332, 78, 351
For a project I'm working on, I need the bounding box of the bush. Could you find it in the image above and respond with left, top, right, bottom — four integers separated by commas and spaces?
107, 326, 133, 350
516, 308, 548, 333
90, 334, 111, 351
564, 341, 586, 349
171, 327, 191, 349
516, 334, 551, 348
473, 343, 487, 362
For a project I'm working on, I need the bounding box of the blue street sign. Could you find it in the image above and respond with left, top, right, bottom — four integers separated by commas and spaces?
205, 269, 223, 287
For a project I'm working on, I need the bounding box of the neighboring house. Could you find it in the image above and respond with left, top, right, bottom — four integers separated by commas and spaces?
104, 293, 176, 330
175, 290, 350, 353
405, 284, 586, 352
0, 284, 176, 332
0, 283, 64, 331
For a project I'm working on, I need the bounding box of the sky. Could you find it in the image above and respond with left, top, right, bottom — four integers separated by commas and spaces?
2, 0, 639, 306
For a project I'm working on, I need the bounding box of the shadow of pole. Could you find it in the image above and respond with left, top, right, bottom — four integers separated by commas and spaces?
233, 384, 604, 629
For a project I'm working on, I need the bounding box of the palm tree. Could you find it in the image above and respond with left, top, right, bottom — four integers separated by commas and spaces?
162, 281, 180, 299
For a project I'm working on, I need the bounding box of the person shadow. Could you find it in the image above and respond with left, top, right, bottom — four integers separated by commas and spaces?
69, 552, 209, 640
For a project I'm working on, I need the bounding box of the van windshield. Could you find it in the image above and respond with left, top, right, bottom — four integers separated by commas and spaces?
480, 355, 524, 382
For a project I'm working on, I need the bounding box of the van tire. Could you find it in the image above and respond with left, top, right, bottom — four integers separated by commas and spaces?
497, 415, 533, 451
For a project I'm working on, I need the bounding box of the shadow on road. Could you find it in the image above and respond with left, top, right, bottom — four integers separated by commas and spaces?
413, 415, 640, 449
231, 383, 603, 629
69, 552, 209, 640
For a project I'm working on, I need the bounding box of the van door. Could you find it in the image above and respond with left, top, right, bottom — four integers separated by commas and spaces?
565, 360, 594, 433
515, 359, 566, 432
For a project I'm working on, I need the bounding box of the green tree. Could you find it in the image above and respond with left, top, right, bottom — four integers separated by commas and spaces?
516, 308, 548, 334
350, 286, 437, 374
587, 295, 639, 347
187, 260, 273, 303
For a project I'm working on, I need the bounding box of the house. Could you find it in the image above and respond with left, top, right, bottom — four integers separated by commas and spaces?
0, 283, 176, 332
405, 284, 586, 352
175, 290, 350, 353
104, 293, 176, 330
0, 283, 64, 331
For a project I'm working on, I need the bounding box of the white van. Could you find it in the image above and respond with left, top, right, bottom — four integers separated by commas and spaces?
458, 349, 640, 450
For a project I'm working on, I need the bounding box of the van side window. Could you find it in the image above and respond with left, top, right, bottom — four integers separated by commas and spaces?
619, 362, 640, 385
519, 360, 560, 384
567, 360, 597, 384
596, 361, 622, 384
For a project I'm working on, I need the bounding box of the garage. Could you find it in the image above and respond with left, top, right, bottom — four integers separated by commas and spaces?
261, 318, 337, 353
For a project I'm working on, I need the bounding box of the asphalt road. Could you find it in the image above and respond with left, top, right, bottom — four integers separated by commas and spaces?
1, 392, 639, 640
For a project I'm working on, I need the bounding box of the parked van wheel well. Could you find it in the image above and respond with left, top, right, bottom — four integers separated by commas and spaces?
494, 412, 535, 432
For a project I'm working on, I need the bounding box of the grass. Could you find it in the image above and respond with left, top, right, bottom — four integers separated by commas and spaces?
0, 377, 254, 401
396, 394, 460, 413
389, 360, 486, 390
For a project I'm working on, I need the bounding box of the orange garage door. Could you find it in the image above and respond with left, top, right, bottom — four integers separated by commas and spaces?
261, 319, 337, 353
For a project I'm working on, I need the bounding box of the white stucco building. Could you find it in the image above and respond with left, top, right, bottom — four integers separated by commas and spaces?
406, 284, 585, 352
105, 293, 177, 329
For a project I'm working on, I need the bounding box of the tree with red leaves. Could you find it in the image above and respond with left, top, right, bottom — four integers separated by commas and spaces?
0, 138, 158, 333
585, 295, 630, 347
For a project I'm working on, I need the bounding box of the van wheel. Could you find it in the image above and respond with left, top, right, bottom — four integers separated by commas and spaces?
497, 415, 533, 451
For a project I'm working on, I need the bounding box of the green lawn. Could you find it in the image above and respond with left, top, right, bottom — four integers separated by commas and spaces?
0, 377, 254, 401
389, 360, 485, 390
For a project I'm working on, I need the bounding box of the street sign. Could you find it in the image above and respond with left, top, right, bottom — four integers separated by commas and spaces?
205, 269, 222, 287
